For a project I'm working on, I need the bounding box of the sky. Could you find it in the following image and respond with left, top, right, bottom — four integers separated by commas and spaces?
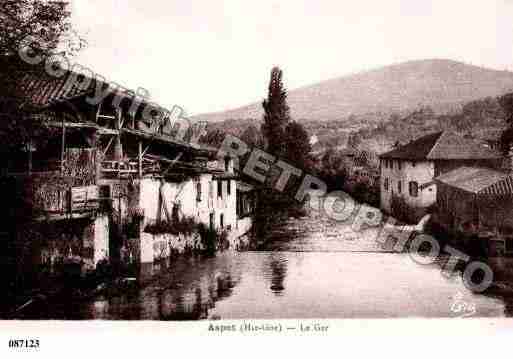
71, 0, 513, 115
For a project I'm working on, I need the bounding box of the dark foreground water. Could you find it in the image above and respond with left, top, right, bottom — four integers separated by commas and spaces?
17, 209, 513, 319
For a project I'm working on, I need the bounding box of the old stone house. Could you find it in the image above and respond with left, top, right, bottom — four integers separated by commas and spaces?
379, 131, 502, 221
1, 67, 253, 275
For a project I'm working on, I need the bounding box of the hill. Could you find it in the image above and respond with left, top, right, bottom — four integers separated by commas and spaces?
194, 59, 513, 124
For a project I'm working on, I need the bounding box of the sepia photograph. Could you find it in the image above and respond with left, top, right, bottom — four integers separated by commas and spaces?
2, 1, 513, 351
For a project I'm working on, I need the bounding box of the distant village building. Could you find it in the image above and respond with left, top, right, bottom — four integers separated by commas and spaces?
379, 131, 502, 221
1, 68, 254, 274
339, 147, 357, 159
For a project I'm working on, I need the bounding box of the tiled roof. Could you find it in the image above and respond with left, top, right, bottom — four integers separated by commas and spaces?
16, 71, 101, 107
428, 132, 501, 160
379, 131, 501, 160
379, 132, 442, 160
435, 166, 513, 194
14, 68, 138, 109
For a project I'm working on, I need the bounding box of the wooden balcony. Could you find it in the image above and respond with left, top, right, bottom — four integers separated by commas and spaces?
100, 159, 161, 178
35, 185, 100, 221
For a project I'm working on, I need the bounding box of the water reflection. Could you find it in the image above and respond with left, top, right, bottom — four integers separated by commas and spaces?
267, 254, 288, 294
18, 209, 513, 319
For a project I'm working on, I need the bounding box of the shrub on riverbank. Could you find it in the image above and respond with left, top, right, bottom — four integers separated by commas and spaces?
344, 176, 380, 208
144, 216, 198, 236
198, 224, 229, 256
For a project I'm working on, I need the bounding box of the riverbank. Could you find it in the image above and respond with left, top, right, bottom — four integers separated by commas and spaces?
8, 204, 513, 319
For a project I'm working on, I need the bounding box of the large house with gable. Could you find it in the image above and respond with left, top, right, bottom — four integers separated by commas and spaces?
0, 66, 254, 277
379, 131, 503, 221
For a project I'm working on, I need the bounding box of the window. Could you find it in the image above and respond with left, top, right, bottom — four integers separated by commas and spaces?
398, 180, 402, 194
409, 181, 419, 197
196, 181, 202, 202
99, 185, 111, 198
217, 180, 222, 198
172, 203, 180, 222
209, 213, 214, 230
384, 177, 389, 191
99, 185, 111, 211
227, 180, 231, 195
398, 161, 402, 170
412, 161, 416, 167
220, 213, 224, 228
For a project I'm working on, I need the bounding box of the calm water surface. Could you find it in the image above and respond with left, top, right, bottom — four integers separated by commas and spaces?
25, 209, 513, 319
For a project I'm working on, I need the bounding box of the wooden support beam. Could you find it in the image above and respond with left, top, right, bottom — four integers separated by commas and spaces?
142, 144, 151, 157
97, 128, 119, 136
116, 108, 122, 129
47, 121, 98, 129
92, 132, 101, 183
61, 116, 66, 174
114, 108, 123, 160
138, 141, 142, 178
102, 136, 115, 156
119, 111, 126, 129
95, 103, 101, 124
27, 140, 32, 175
98, 115, 116, 120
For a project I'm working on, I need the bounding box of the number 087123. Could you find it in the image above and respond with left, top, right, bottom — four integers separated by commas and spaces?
8, 339, 40, 349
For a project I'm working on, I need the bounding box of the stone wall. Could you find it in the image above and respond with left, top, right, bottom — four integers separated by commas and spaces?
139, 176, 237, 230
92, 215, 109, 265
136, 177, 241, 263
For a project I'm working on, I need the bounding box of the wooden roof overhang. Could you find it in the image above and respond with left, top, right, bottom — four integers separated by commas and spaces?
121, 128, 203, 153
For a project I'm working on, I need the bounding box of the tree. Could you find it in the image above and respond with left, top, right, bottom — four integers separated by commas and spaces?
498, 93, 513, 125
0, 1, 84, 293
0, 1, 81, 57
347, 132, 362, 149
284, 121, 311, 168
0, 1, 84, 148
1, 1, 83, 93
499, 93, 513, 156
240, 125, 264, 149
238, 125, 264, 180
200, 128, 225, 148
261, 67, 290, 157
321, 146, 336, 170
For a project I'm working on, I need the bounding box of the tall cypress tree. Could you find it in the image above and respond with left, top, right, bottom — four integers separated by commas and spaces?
261, 67, 290, 157
284, 121, 311, 168
499, 93, 513, 159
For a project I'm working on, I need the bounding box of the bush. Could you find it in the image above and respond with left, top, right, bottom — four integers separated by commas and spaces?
144, 216, 198, 236
391, 194, 417, 224
199, 225, 230, 256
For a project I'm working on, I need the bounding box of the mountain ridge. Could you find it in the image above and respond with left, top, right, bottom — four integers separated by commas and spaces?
194, 59, 513, 124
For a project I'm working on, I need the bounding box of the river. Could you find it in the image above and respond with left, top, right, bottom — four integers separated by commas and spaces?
16, 208, 513, 319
